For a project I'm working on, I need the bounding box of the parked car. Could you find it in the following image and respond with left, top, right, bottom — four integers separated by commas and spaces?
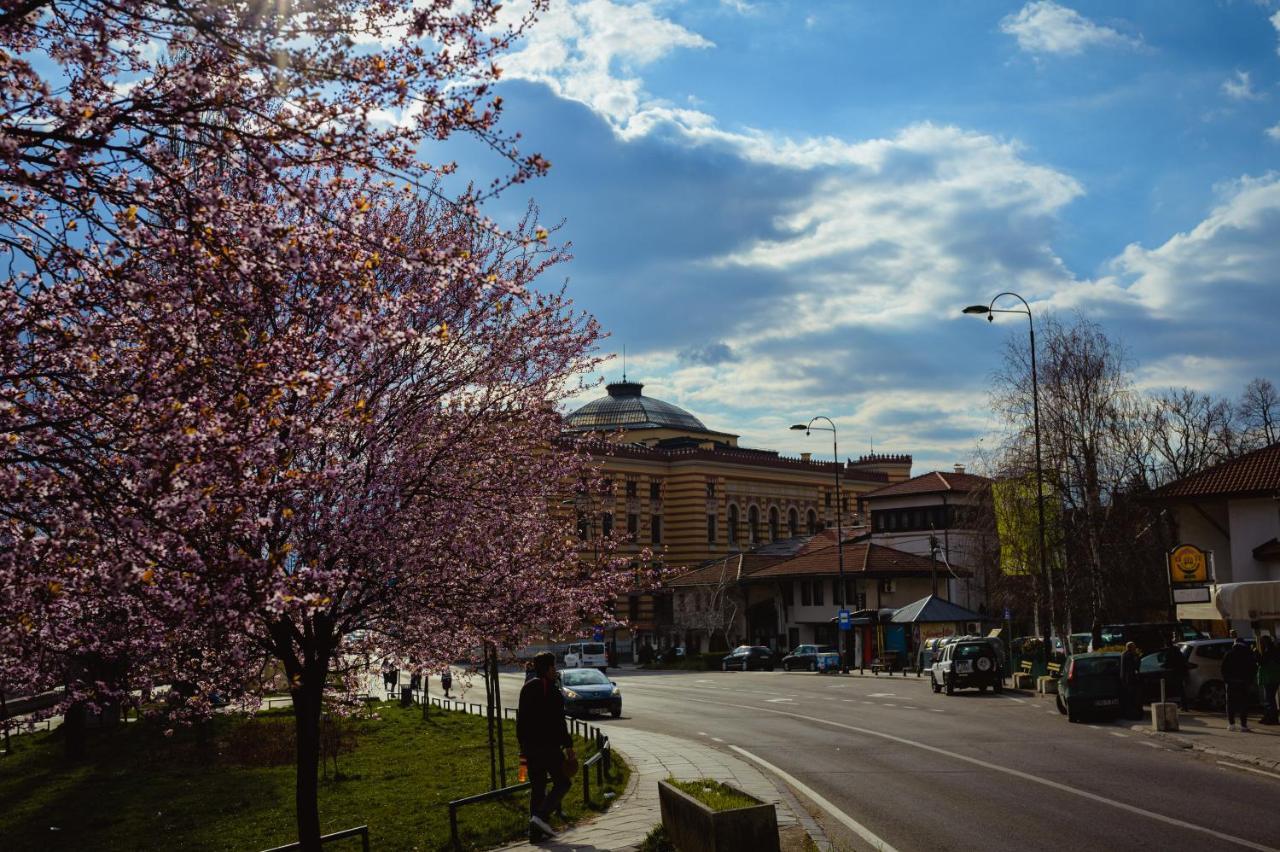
931, 639, 1003, 695
1088, 622, 1204, 654
721, 645, 775, 671
563, 641, 609, 672
781, 644, 835, 672
1056, 653, 1124, 722
1137, 647, 1195, 705
1179, 638, 1261, 711
559, 667, 622, 717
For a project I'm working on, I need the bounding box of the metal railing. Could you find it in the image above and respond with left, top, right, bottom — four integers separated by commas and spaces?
447, 781, 532, 851
260, 824, 370, 852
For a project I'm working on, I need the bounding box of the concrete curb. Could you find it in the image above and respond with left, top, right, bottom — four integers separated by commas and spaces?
1126, 723, 1280, 773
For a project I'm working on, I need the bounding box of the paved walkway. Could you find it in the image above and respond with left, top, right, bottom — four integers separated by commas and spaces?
495, 725, 826, 852
1126, 706, 1280, 772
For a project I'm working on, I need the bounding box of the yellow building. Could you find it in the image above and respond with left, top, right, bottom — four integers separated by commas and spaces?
563, 379, 912, 658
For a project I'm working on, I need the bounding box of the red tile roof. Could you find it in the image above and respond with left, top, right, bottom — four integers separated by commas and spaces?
667, 530, 841, 587
748, 540, 967, 579
859, 470, 992, 500
1151, 442, 1280, 500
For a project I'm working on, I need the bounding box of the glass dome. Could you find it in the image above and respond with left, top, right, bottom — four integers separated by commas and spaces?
565, 381, 708, 432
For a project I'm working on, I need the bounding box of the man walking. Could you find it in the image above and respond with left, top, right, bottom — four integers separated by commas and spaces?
1222, 630, 1258, 732
517, 651, 576, 841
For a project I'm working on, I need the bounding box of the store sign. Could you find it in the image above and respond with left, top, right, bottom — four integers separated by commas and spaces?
1172, 586, 1211, 604
1168, 544, 1208, 584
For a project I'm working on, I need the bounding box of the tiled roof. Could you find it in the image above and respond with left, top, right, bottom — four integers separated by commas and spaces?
666, 531, 840, 587
748, 539, 965, 579
1151, 441, 1280, 500
860, 471, 992, 500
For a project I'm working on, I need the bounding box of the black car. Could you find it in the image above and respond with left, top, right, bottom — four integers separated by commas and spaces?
781, 644, 835, 672
721, 645, 775, 671
559, 667, 622, 718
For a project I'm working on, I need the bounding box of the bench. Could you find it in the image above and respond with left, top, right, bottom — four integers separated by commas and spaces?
1019, 660, 1034, 674
1046, 662, 1062, 678
870, 650, 901, 676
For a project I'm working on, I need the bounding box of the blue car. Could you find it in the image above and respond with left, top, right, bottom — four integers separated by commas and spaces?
560, 667, 622, 718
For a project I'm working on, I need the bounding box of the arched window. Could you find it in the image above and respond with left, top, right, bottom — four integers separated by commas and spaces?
768, 507, 780, 541
806, 509, 818, 535
787, 508, 799, 537
748, 505, 760, 544
728, 504, 739, 544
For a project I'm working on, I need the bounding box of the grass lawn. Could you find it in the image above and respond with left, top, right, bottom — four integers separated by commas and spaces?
665, 778, 759, 811
0, 701, 629, 851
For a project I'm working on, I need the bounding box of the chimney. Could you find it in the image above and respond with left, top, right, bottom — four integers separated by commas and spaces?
801, 452, 811, 462
954, 463, 966, 474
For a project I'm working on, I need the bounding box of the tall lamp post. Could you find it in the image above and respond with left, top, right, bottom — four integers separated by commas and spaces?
962, 293, 1055, 666
791, 417, 850, 674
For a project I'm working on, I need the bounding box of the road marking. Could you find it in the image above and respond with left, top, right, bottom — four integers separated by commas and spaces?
685, 696, 1279, 852
1110, 732, 1128, 738
867, 693, 897, 698
1139, 741, 1161, 748
882, 703, 897, 707
765, 698, 794, 703
862, 701, 875, 705
728, 745, 902, 852
1000, 695, 1026, 704
1217, 761, 1280, 781
929, 709, 945, 713
900, 706, 917, 710
711, 737, 725, 743
697, 731, 708, 737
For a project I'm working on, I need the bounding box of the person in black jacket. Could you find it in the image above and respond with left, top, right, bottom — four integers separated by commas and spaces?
1120, 642, 1143, 719
1222, 630, 1259, 732
517, 652, 575, 840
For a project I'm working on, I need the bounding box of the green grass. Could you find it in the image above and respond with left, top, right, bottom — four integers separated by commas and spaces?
0, 701, 629, 851
666, 778, 759, 812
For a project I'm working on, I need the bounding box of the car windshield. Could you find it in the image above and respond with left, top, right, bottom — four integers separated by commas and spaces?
953, 644, 991, 659
561, 669, 610, 686
1072, 657, 1120, 676
583, 643, 605, 655
732, 646, 752, 654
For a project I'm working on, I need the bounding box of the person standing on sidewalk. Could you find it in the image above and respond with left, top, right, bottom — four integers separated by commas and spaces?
1120, 642, 1143, 719
517, 651, 575, 841
1256, 634, 1280, 726
1222, 630, 1258, 732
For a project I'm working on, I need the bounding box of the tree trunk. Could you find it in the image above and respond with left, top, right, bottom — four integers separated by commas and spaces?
64, 700, 87, 759
291, 669, 325, 851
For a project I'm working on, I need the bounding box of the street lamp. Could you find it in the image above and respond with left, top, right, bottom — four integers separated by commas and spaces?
791, 418, 851, 674
962, 294, 1056, 666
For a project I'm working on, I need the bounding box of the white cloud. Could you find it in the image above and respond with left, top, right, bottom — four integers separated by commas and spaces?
999, 1, 1140, 56
1273, 10, 1280, 55
1222, 70, 1263, 101
499, 0, 712, 124
1267, 122, 1280, 141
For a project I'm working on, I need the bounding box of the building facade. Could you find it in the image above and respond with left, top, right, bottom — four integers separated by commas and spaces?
562, 379, 913, 658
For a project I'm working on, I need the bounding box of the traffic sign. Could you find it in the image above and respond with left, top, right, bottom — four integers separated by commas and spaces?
592, 625, 604, 641
1003, 607, 1011, 620
837, 609, 851, 631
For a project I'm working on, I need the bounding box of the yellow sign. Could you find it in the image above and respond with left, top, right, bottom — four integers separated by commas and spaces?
1168, 544, 1208, 584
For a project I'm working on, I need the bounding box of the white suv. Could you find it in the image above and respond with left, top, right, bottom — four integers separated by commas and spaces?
563, 641, 608, 672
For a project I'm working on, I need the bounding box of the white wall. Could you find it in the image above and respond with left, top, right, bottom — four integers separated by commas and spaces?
1227, 497, 1280, 583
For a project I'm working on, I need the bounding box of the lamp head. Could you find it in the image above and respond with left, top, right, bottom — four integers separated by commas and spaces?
790, 424, 809, 432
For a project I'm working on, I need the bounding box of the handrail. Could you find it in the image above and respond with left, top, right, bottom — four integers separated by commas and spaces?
260, 824, 370, 852
448, 782, 532, 851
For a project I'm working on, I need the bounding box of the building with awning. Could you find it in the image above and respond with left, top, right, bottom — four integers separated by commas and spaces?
1150, 441, 1280, 635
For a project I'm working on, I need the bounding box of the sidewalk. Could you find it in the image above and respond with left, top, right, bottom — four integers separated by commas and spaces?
1127, 708, 1280, 772
495, 726, 827, 852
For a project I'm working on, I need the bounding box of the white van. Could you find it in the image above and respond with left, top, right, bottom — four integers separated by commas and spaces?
563, 641, 608, 672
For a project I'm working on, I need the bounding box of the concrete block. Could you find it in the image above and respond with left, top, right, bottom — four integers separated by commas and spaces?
659, 780, 780, 852
1012, 673, 1035, 690
1151, 702, 1179, 732
1037, 676, 1058, 695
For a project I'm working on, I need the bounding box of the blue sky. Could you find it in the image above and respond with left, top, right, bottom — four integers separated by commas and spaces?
461, 1, 1280, 472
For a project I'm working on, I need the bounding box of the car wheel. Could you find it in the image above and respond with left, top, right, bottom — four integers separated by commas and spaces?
611, 705, 622, 718
784, 662, 792, 672
1200, 681, 1227, 713
931, 676, 941, 694
722, 661, 728, 672
945, 674, 955, 696
1056, 693, 1067, 715
809, 661, 817, 672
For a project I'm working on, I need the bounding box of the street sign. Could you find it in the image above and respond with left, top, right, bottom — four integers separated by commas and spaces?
1168, 543, 1208, 584
837, 609, 851, 631
1173, 586, 1211, 604
1003, 606, 1011, 620
592, 625, 604, 641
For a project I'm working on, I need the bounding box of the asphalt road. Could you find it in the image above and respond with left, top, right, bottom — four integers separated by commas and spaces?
488, 667, 1280, 852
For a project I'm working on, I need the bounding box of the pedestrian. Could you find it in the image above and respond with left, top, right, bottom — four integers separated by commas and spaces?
1162, 633, 1192, 711
382, 663, 398, 698
441, 667, 453, 699
1120, 642, 1143, 719
1255, 634, 1280, 726
524, 660, 536, 682
517, 651, 575, 842
1221, 630, 1259, 732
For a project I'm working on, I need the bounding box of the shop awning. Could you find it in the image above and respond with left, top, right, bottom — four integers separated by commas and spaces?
1175, 580, 1280, 622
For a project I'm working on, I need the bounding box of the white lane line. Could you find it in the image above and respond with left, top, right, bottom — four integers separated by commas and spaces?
862, 701, 875, 705
930, 709, 945, 713
900, 706, 917, 710
882, 703, 897, 707
1139, 741, 1161, 749
729, 745, 901, 852
697, 731, 708, 737
711, 737, 725, 743
1001, 695, 1027, 704
1110, 732, 1128, 738
687, 696, 1279, 852
765, 698, 794, 703
1217, 761, 1280, 781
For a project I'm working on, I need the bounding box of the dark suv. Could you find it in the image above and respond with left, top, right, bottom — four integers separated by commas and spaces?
931, 640, 1002, 694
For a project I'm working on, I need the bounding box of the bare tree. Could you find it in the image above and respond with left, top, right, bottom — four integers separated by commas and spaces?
1142, 387, 1241, 484
1238, 378, 1280, 449
672, 556, 744, 653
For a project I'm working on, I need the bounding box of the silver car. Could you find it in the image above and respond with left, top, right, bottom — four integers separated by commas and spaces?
1179, 638, 1258, 711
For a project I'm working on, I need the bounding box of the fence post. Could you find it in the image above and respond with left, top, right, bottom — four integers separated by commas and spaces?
449, 804, 461, 852
582, 759, 591, 806
361, 826, 370, 852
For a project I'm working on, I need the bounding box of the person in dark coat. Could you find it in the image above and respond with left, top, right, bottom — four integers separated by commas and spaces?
1257, 635, 1280, 725
517, 651, 575, 841
1119, 642, 1143, 719
1162, 634, 1192, 711
1222, 630, 1259, 732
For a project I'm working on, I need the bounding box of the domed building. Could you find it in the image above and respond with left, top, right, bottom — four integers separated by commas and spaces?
562, 379, 914, 660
